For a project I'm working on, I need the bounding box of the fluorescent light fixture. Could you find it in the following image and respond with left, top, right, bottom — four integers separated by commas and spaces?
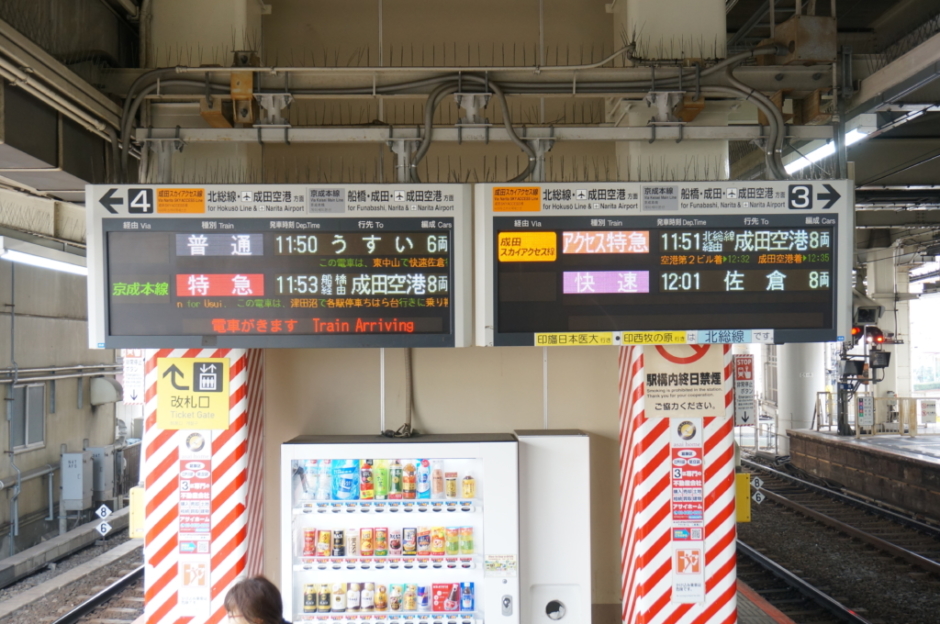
785, 129, 869, 174
0, 235, 87, 276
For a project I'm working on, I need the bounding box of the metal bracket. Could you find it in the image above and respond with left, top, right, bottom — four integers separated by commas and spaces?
387, 138, 415, 183
173, 125, 185, 152
254, 93, 293, 126
454, 93, 491, 125
644, 91, 686, 123
527, 133, 555, 183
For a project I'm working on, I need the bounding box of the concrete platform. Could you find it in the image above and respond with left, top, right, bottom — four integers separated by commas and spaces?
789, 429, 940, 520
738, 580, 797, 623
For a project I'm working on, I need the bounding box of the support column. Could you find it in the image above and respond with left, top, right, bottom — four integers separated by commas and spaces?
612, 0, 729, 181
776, 342, 826, 455
866, 247, 911, 399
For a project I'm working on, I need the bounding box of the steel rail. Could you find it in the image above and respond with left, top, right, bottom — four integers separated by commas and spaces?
742, 458, 940, 537
49, 564, 143, 624
749, 484, 940, 577
737, 540, 872, 624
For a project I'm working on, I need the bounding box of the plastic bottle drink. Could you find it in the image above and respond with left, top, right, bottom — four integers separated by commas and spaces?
402, 462, 417, 500
430, 460, 444, 499
444, 472, 458, 499
316, 459, 332, 500
388, 460, 403, 500
460, 582, 474, 612
360, 459, 374, 500
444, 584, 459, 611
389, 585, 402, 611
374, 459, 389, 500
416, 459, 431, 499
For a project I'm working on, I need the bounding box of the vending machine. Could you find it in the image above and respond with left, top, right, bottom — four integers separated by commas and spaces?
281, 434, 520, 624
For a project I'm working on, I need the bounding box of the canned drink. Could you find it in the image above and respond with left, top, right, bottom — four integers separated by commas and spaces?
360, 528, 374, 557
317, 583, 331, 613
402, 527, 417, 556
345, 528, 359, 556
430, 527, 445, 556
374, 527, 388, 556
459, 526, 474, 555
403, 584, 417, 611
331, 529, 345, 557
361, 582, 375, 612
302, 528, 318, 557
445, 527, 460, 555
331, 583, 347, 612
416, 527, 431, 555
417, 585, 430, 611
303, 583, 318, 613
460, 582, 474, 612
388, 528, 403, 556
316, 529, 332, 557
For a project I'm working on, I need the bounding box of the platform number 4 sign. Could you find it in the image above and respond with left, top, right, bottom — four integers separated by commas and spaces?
128, 188, 154, 214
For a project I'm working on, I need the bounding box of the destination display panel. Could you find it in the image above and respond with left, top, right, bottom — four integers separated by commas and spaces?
87, 185, 472, 348
475, 181, 853, 346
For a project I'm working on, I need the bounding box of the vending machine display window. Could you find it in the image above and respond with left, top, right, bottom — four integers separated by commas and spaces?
281, 435, 519, 624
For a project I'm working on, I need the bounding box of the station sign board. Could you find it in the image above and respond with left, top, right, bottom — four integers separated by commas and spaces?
475, 181, 853, 346
86, 185, 472, 348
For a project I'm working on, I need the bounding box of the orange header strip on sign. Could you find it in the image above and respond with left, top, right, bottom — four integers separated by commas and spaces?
493, 187, 541, 212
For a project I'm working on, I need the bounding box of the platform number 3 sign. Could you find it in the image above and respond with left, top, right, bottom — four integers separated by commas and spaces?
787, 184, 813, 210
128, 188, 154, 214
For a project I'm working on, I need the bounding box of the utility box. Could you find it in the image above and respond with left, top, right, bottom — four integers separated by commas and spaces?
516, 430, 592, 624
88, 445, 115, 503
61, 451, 93, 511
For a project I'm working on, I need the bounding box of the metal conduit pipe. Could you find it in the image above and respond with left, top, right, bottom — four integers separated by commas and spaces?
0, 364, 121, 376
1, 370, 121, 386
0, 58, 112, 140
0, 464, 58, 491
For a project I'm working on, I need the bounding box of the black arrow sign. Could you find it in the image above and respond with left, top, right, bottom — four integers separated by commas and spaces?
99, 188, 123, 214
818, 183, 841, 210
129, 390, 138, 401
740, 414, 750, 423
162, 364, 189, 391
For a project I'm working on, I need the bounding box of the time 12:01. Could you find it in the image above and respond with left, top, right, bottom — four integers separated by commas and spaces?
661, 272, 700, 291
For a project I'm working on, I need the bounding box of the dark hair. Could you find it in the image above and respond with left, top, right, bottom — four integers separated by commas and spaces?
224, 576, 285, 624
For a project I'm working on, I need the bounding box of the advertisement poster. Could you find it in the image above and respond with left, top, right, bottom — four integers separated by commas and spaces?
669, 418, 707, 603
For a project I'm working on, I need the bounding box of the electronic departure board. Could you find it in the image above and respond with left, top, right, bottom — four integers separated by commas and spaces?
475, 181, 853, 347
87, 185, 472, 348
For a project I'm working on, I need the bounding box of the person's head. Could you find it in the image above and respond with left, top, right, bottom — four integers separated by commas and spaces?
224, 576, 284, 624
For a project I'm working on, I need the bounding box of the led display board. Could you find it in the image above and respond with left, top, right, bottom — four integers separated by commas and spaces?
475, 181, 853, 346
87, 185, 472, 348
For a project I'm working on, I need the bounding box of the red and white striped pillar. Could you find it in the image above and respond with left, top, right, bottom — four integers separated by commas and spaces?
618, 344, 737, 623
143, 348, 261, 624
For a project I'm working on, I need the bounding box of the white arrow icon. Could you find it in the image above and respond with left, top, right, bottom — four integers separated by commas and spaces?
96, 504, 112, 519
752, 491, 765, 505
97, 521, 112, 536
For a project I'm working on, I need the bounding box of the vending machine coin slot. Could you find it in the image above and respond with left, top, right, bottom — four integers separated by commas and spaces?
502, 594, 513, 615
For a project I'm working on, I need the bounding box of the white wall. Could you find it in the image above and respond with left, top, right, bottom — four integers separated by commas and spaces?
263, 346, 623, 608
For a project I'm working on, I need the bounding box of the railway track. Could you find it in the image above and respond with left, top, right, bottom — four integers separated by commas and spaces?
737, 541, 871, 624
738, 457, 940, 623
51, 565, 144, 624
742, 458, 940, 576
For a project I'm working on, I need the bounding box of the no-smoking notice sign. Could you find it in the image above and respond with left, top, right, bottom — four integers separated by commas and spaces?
644, 345, 725, 419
